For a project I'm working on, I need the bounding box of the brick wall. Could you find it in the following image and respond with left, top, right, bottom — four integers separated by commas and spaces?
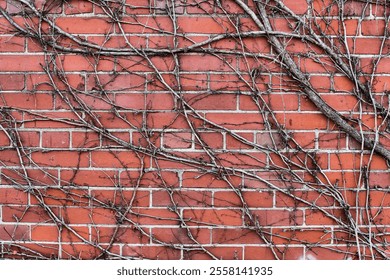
0, 0, 389, 259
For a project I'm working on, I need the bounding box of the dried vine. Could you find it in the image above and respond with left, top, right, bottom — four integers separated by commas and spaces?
0, 0, 390, 260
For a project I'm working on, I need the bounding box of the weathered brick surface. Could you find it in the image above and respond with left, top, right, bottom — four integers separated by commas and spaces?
0, 0, 389, 260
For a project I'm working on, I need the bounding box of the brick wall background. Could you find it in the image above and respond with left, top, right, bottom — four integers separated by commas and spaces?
0, 0, 390, 259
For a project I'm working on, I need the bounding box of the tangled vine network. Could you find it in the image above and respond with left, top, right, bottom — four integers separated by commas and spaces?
0, 0, 390, 260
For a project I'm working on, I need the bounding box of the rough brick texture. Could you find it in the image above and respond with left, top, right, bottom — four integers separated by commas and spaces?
0, 0, 390, 260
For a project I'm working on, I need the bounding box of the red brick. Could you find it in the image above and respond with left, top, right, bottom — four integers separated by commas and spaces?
272, 228, 331, 245
309, 75, 331, 92
210, 74, 252, 92
185, 0, 214, 14
152, 190, 212, 207
31, 225, 59, 242
102, 132, 131, 146
116, 56, 175, 72
163, 132, 192, 149
289, 131, 316, 149
147, 112, 201, 129
313, 19, 359, 36
88, 35, 147, 49
212, 228, 262, 244
372, 76, 390, 93
132, 131, 161, 149
226, 132, 254, 150
91, 190, 150, 207
0, 93, 53, 110
179, 54, 236, 72
300, 57, 336, 73
305, 209, 344, 226
361, 20, 388, 36
62, 207, 116, 224
249, 209, 303, 226
0, 188, 28, 204
244, 246, 303, 260
0, 150, 27, 166
270, 18, 295, 32
183, 209, 243, 226
64, 0, 93, 14
61, 244, 118, 259
0, 36, 24, 52
186, 246, 243, 260
318, 132, 347, 149
344, 1, 370, 16
74, 94, 113, 110
0, 130, 10, 146
97, 112, 142, 129
26, 73, 84, 92
330, 153, 388, 170
210, 37, 237, 50
0, 74, 24, 90
61, 170, 118, 187
179, 74, 208, 91
42, 131, 70, 148
31, 151, 89, 168
217, 152, 267, 169
240, 94, 299, 111
120, 16, 174, 34
275, 191, 335, 208
89, 74, 146, 91
283, 0, 308, 14
57, 55, 114, 72
206, 113, 264, 130
275, 113, 328, 130
216, 0, 245, 14
0, 225, 29, 241
31, 186, 88, 207
214, 190, 273, 207
177, 17, 234, 34
126, 0, 154, 14
122, 245, 181, 260
72, 131, 100, 148
128, 208, 179, 225
24, 111, 80, 128
1, 168, 58, 186
271, 75, 300, 92
177, 35, 209, 48
305, 246, 362, 260
2, 205, 59, 223
18, 131, 40, 147
369, 172, 390, 188
182, 171, 241, 189
348, 38, 382, 55
184, 93, 237, 110
333, 76, 355, 92
61, 226, 89, 243
270, 152, 328, 170
120, 170, 179, 188
92, 226, 149, 244
154, 151, 213, 169
0, 55, 44, 71
56, 17, 114, 34
195, 132, 223, 150
152, 227, 210, 244
238, 18, 259, 32
115, 93, 174, 110
371, 4, 390, 17
368, 58, 390, 74
7, 243, 60, 259
256, 132, 286, 149
91, 151, 147, 168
